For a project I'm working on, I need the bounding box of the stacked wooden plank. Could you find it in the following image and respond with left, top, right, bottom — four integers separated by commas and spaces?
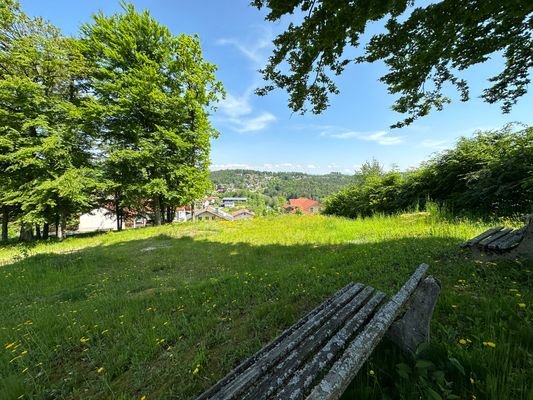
462, 226, 526, 253
197, 264, 431, 400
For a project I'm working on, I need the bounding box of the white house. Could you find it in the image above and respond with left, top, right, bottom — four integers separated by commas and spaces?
221, 197, 247, 208
78, 208, 117, 232
175, 207, 188, 222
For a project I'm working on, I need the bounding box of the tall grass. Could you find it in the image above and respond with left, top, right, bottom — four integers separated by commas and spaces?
0, 214, 531, 399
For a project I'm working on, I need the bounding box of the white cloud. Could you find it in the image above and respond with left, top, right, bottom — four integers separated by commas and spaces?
307, 164, 317, 169
320, 128, 404, 146
216, 88, 277, 133
217, 29, 273, 66
211, 163, 252, 170
233, 112, 277, 133
359, 131, 404, 145
218, 93, 252, 118
214, 29, 278, 134
417, 139, 450, 151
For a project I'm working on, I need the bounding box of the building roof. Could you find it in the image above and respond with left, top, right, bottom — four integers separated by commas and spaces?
222, 197, 248, 201
232, 209, 255, 217
284, 197, 320, 210
195, 207, 233, 221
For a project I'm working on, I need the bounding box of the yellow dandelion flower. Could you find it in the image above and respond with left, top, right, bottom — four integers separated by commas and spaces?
518, 303, 526, 309
97, 367, 104, 374
369, 369, 375, 376
482, 341, 496, 348
140, 396, 146, 400
459, 339, 467, 345
193, 366, 200, 375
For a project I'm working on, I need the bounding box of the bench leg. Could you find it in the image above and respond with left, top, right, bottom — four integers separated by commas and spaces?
386, 275, 441, 356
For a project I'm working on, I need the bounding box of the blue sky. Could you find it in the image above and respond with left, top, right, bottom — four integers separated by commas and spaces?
21, 0, 533, 174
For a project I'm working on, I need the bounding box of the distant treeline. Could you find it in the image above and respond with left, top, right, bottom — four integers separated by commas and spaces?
210, 170, 355, 201
324, 125, 533, 218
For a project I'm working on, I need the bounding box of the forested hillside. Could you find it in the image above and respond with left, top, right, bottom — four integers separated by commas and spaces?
210, 170, 354, 200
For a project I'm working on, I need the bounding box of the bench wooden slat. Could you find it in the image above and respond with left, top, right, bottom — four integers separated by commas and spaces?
478, 228, 513, 249
487, 227, 526, 251
275, 291, 387, 400
243, 286, 377, 399
465, 226, 503, 246
197, 264, 438, 400
306, 263, 429, 400
201, 282, 364, 400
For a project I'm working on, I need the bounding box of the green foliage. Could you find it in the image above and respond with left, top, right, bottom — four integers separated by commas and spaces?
0, 1, 99, 238
252, 0, 533, 127
324, 125, 533, 218
0, 1, 223, 239
81, 2, 224, 226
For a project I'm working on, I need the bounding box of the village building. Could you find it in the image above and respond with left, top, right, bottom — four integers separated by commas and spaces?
194, 196, 218, 209
174, 207, 188, 222
231, 209, 255, 220
78, 207, 117, 232
194, 207, 233, 221
221, 197, 247, 208
283, 197, 321, 215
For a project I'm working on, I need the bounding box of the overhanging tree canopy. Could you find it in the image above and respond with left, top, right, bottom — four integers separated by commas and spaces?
252, 0, 533, 127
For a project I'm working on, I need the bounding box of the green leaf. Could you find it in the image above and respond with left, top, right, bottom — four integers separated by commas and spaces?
448, 357, 465, 376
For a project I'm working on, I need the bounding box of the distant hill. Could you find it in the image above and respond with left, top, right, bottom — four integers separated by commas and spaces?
209, 169, 355, 201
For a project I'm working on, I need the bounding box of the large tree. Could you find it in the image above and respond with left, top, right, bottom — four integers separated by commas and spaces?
0, 0, 100, 240
81, 2, 223, 228
252, 0, 532, 127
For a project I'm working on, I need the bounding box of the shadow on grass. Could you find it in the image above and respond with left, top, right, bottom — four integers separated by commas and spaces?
1, 232, 529, 399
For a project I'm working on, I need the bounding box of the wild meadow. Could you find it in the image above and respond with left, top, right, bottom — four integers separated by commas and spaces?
1, 213, 532, 399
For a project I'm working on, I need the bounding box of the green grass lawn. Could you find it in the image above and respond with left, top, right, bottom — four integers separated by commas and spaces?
1, 214, 532, 399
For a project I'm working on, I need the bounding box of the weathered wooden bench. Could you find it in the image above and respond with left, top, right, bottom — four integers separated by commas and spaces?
197, 264, 440, 400
462, 214, 533, 261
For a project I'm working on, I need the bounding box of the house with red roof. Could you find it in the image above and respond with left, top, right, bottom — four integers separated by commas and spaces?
283, 197, 321, 215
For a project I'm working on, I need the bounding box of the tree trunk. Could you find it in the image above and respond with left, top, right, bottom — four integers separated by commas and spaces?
57, 222, 63, 240
166, 207, 175, 224
19, 223, 34, 242
35, 224, 41, 240
1, 206, 8, 242
56, 213, 67, 240
153, 197, 162, 226
43, 223, 49, 240
115, 200, 122, 231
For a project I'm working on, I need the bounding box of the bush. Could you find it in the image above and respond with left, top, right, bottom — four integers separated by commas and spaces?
324, 125, 533, 218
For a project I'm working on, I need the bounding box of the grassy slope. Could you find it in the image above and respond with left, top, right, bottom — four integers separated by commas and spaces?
0, 214, 531, 399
